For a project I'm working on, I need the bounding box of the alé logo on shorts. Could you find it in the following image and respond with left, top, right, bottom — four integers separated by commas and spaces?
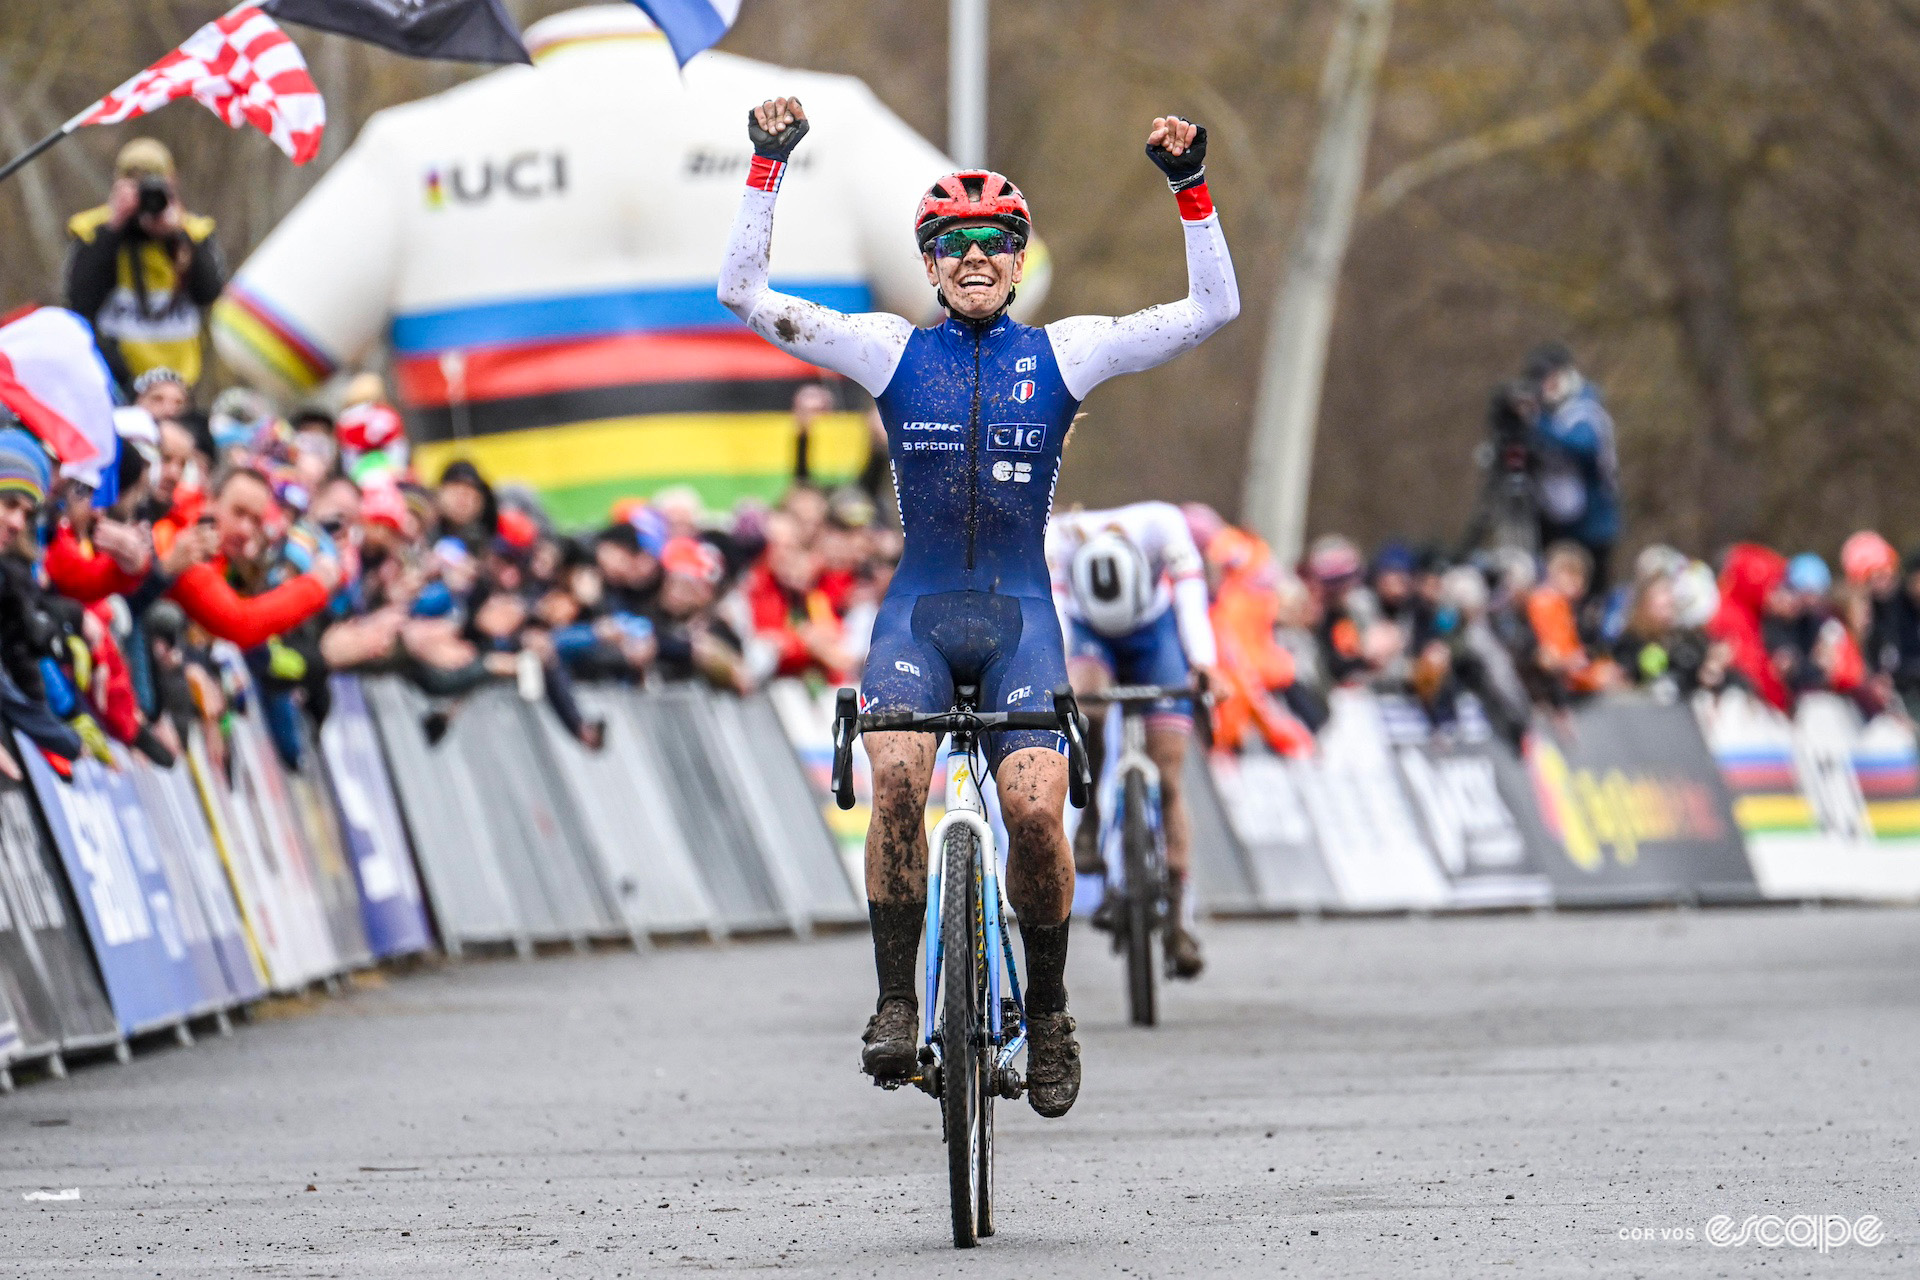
894, 659, 923, 677
1007, 685, 1032, 704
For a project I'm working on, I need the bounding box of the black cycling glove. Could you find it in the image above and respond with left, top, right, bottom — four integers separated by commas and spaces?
1146, 119, 1208, 192
747, 104, 809, 161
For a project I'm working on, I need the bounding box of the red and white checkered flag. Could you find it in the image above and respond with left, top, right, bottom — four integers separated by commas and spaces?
68, 6, 325, 165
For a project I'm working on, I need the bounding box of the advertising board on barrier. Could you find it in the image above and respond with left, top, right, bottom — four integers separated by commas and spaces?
1524, 700, 1757, 904
1205, 691, 1754, 913
1705, 690, 1920, 900
17, 735, 210, 1034
98, 757, 231, 1015
127, 761, 266, 1005
1395, 736, 1555, 908
0, 767, 118, 1055
318, 678, 433, 958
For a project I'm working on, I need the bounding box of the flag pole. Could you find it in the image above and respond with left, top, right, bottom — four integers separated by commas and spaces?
0, 124, 76, 187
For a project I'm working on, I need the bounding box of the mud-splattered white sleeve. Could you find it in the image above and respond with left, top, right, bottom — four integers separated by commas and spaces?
1043, 196, 1240, 402
718, 179, 913, 399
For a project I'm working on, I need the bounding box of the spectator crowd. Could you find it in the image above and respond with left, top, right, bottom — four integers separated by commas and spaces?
2, 138, 1913, 782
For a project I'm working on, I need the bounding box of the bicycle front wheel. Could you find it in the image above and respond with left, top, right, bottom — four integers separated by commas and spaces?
1122, 771, 1158, 1027
940, 825, 982, 1248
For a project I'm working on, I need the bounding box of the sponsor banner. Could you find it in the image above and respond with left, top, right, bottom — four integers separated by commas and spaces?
1394, 736, 1555, 909
0, 767, 118, 1051
281, 737, 377, 971
1207, 751, 1337, 910
97, 752, 231, 1015
0, 773, 63, 1061
1704, 690, 1920, 900
192, 725, 338, 991
226, 711, 357, 978
1525, 699, 1757, 903
318, 678, 433, 958
17, 736, 205, 1034
1284, 691, 1454, 910
129, 759, 266, 1004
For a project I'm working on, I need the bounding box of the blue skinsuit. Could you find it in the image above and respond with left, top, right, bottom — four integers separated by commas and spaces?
860, 314, 1076, 765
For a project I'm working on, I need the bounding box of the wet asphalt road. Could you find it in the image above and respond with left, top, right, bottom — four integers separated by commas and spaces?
3, 906, 1919, 1278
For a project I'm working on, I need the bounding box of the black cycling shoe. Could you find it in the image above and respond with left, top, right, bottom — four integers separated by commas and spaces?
1026, 1010, 1081, 1118
860, 997, 919, 1082
1072, 814, 1105, 876
1165, 923, 1205, 979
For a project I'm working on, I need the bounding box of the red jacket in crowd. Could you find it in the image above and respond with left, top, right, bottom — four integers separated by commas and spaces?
1710, 543, 1789, 710
170, 557, 331, 651
43, 523, 146, 604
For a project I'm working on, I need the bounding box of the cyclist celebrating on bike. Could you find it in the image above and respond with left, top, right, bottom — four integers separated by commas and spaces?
1047, 503, 1218, 977
721, 98, 1238, 1118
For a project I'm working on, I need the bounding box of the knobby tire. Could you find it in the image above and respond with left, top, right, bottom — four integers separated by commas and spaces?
941, 826, 982, 1248
1123, 771, 1158, 1027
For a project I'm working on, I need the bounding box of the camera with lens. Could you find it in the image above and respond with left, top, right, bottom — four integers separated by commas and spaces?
1484, 379, 1537, 476
136, 175, 172, 218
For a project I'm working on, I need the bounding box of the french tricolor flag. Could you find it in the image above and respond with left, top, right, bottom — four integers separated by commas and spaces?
0, 308, 119, 492
628, 0, 742, 66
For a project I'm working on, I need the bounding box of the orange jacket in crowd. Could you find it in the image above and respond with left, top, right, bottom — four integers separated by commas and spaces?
1525, 585, 1619, 694
1206, 528, 1314, 756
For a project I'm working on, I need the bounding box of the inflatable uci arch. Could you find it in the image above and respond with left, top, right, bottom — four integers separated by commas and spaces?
214, 5, 1050, 524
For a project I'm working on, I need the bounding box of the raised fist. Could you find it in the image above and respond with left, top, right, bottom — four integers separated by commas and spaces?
1146, 116, 1208, 191
748, 97, 810, 160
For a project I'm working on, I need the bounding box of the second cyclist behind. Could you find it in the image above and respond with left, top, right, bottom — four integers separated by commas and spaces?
719, 97, 1238, 1118
1047, 502, 1218, 977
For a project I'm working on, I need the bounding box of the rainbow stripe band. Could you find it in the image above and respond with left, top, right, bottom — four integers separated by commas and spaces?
210, 286, 336, 391
387, 280, 869, 354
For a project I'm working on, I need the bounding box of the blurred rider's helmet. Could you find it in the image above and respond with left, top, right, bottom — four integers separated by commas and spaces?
915, 170, 1032, 252
1071, 532, 1154, 638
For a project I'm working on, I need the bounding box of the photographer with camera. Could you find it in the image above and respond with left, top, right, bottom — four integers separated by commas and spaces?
64, 138, 224, 395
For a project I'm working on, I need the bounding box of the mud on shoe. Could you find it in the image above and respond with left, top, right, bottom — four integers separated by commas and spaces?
1026, 1010, 1081, 1117
1165, 923, 1205, 980
860, 996, 918, 1083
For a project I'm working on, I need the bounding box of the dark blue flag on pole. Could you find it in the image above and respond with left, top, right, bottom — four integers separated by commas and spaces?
629, 0, 743, 67
263, 0, 531, 65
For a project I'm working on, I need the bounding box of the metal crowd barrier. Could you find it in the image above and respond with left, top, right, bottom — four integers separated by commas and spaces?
356, 677, 861, 951
0, 659, 436, 1087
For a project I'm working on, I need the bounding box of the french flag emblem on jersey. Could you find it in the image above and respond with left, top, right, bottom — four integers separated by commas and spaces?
1010, 379, 1036, 403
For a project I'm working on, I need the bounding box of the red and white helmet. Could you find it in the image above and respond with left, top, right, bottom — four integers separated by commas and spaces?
914, 170, 1032, 252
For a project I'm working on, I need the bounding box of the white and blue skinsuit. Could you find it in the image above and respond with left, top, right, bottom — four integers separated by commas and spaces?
720, 157, 1239, 767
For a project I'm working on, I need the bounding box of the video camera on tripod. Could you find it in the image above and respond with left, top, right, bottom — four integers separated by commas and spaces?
1458, 379, 1542, 559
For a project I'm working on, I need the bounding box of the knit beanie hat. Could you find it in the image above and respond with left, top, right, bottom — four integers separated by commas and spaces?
0, 427, 52, 505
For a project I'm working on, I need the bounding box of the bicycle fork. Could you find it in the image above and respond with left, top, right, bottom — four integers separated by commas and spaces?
920, 750, 1027, 1098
